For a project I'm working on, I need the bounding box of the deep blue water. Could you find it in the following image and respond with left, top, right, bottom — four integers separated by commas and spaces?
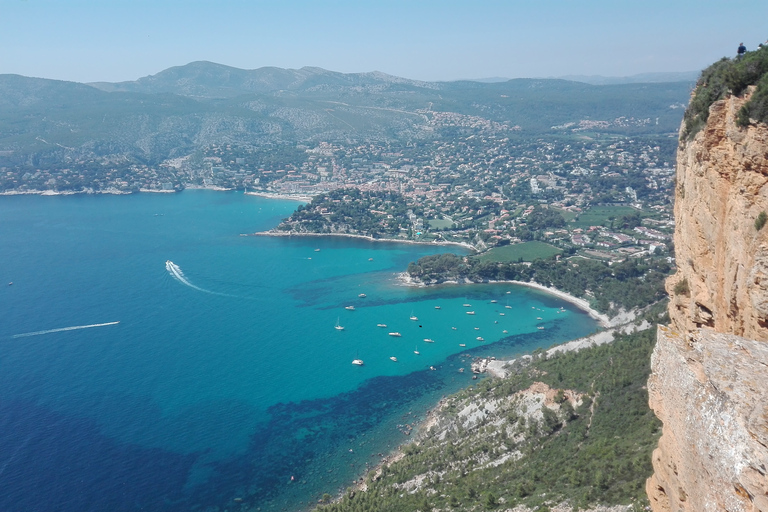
0, 191, 598, 511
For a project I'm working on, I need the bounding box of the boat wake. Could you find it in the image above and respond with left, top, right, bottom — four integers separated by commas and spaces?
11, 321, 120, 339
165, 260, 237, 297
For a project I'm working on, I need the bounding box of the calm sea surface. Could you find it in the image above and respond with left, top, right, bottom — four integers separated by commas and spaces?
0, 191, 597, 511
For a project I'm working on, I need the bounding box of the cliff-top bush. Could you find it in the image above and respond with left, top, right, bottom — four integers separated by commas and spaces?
683, 46, 768, 139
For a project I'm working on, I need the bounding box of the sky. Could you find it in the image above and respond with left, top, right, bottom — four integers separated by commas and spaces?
2, 0, 768, 84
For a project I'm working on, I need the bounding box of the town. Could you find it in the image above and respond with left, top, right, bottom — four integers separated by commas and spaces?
1, 109, 677, 264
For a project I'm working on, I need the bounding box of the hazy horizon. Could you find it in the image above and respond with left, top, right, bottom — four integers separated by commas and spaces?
2, 0, 766, 84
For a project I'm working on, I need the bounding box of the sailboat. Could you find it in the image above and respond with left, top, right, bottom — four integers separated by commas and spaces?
409, 310, 418, 321
351, 359, 364, 366
414, 347, 420, 355
335, 318, 344, 331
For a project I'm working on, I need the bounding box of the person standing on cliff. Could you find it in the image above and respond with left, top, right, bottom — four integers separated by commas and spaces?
738, 42, 747, 59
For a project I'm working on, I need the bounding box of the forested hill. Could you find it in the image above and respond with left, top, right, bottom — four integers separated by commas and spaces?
0, 62, 691, 168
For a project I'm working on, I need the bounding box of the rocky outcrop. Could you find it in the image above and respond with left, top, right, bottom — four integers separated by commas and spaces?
667, 91, 768, 339
647, 327, 768, 511
648, 91, 768, 511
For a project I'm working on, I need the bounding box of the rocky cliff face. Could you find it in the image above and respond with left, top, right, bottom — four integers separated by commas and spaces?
647, 91, 768, 511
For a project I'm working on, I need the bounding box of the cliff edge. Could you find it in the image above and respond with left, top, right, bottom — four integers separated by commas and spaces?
647, 90, 768, 510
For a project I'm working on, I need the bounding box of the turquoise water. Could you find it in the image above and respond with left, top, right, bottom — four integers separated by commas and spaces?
0, 191, 597, 511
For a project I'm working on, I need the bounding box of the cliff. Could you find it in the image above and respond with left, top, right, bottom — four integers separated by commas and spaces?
647, 90, 768, 510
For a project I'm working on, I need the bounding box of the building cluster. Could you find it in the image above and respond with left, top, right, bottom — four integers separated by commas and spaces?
0, 111, 677, 262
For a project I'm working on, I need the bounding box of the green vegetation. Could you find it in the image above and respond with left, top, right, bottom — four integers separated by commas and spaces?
407, 253, 670, 315
477, 241, 562, 263
683, 46, 768, 138
755, 211, 767, 231
673, 278, 690, 297
318, 327, 662, 512
570, 206, 646, 229
276, 188, 415, 238
428, 218, 456, 230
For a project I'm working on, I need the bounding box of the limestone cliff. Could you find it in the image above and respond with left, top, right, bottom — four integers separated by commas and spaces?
647, 91, 768, 511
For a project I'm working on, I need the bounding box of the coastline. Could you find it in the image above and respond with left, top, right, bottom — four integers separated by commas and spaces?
244, 190, 314, 202
396, 272, 611, 329
249, 230, 477, 251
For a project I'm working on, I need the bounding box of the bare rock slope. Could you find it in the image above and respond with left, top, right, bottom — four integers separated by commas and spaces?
647, 91, 768, 511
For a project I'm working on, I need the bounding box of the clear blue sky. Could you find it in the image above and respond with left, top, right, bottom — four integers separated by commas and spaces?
2, 0, 767, 83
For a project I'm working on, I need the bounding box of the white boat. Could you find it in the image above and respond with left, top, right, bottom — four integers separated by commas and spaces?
474, 327, 480, 330
490, 300, 497, 303
502, 330, 508, 334
409, 311, 418, 321
537, 326, 545, 330
476, 336, 485, 341
505, 305, 512, 309
536, 317, 542, 320
463, 303, 472, 307
414, 348, 420, 355
499, 313, 505, 316
377, 323, 387, 328
358, 293, 367, 298
388, 332, 402, 337
459, 343, 466, 347
346, 306, 356, 311
335, 318, 344, 331
351, 359, 364, 366
423, 338, 434, 343
389, 356, 398, 362
435, 306, 441, 309
451, 327, 457, 330
466, 311, 475, 315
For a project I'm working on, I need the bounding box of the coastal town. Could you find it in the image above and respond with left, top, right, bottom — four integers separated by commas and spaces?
1, 114, 677, 265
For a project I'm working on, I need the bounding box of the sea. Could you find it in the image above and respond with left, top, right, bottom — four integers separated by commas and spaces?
0, 190, 598, 512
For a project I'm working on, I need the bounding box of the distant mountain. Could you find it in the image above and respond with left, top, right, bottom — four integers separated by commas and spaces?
89, 61, 437, 98
558, 71, 700, 85
0, 62, 693, 168
460, 77, 512, 83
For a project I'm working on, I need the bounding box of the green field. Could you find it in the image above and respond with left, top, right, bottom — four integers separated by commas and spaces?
477, 241, 562, 262
569, 206, 643, 228
428, 218, 455, 230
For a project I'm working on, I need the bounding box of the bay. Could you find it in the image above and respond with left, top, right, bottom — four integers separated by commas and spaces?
0, 191, 597, 511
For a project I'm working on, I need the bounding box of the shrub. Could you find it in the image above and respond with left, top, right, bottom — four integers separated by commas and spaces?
683, 46, 768, 138
673, 278, 690, 296
756, 211, 768, 231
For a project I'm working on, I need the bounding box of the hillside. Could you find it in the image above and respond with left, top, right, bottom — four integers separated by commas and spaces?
317, 322, 664, 512
0, 62, 691, 172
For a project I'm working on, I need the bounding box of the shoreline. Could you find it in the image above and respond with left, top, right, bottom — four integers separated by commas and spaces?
396, 272, 612, 329
244, 190, 314, 202
249, 230, 477, 251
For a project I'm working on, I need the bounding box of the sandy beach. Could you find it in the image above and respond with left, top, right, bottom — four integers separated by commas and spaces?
396, 272, 612, 329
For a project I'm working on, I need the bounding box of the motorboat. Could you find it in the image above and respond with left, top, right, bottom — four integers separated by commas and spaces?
389, 356, 398, 362
388, 332, 402, 337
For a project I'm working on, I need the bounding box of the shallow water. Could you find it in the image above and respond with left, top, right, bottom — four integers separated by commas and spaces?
0, 191, 598, 511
